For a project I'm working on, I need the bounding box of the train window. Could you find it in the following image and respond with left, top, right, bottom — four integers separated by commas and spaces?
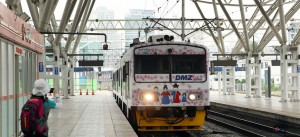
134, 55, 169, 74
171, 55, 206, 74
125, 62, 129, 75
122, 65, 127, 82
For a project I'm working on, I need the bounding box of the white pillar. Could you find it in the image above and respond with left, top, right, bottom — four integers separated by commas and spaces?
218, 72, 221, 94
245, 53, 251, 98
297, 44, 300, 101
70, 58, 75, 96
232, 66, 236, 95
291, 50, 297, 101
222, 66, 227, 95
280, 45, 288, 102
62, 52, 69, 99
53, 46, 60, 92
256, 52, 262, 97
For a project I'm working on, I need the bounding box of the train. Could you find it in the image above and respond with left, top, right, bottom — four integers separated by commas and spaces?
112, 35, 210, 132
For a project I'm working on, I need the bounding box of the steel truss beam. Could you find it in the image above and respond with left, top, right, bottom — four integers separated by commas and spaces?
256, 1, 300, 52
54, 19, 300, 31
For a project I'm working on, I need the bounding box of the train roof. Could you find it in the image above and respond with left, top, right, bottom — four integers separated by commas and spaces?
112, 41, 208, 72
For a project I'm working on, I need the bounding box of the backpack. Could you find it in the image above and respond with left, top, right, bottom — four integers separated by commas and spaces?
20, 98, 47, 136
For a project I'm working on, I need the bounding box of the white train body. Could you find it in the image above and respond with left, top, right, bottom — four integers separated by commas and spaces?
112, 41, 209, 109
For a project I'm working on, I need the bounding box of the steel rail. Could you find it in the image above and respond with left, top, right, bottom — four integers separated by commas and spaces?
208, 110, 300, 137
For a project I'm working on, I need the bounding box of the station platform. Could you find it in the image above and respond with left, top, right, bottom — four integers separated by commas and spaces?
210, 91, 300, 125
47, 90, 138, 137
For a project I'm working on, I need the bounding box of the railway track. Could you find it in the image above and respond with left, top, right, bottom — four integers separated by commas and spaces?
137, 131, 192, 137
206, 110, 300, 137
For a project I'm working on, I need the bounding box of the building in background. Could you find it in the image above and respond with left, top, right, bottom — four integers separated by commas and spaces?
125, 9, 154, 47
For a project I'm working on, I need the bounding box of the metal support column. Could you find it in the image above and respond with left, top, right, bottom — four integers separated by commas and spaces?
239, 0, 250, 52
291, 50, 298, 101
53, 46, 60, 92
254, 52, 262, 97
218, 72, 221, 94
193, 1, 222, 53
70, 58, 75, 96
222, 66, 227, 95
231, 66, 236, 95
279, 0, 288, 102
181, 0, 185, 41
212, 0, 225, 53
245, 52, 252, 98
62, 53, 69, 99
280, 46, 288, 102
297, 44, 300, 101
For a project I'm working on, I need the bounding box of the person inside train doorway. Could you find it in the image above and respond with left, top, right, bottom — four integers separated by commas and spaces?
161, 85, 171, 105
171, 83, 181, 104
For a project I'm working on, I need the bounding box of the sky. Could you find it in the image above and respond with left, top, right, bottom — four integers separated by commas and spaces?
1, 0, 299, 21
0, 0, 248, 20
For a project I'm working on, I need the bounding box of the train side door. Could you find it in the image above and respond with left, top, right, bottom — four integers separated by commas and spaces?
123, 62, 130, 99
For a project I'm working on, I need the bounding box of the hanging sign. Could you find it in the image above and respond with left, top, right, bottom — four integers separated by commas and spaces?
38, 62, 44, 72
54, 67, 59, 75
15, 46, 25, 56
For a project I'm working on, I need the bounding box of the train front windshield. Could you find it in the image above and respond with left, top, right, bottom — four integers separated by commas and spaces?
134, 55, 206, 74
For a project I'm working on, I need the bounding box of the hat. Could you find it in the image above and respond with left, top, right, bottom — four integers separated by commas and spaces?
163, 85, 168, 90
173, 83, 179, 88
32, 79, 50, 96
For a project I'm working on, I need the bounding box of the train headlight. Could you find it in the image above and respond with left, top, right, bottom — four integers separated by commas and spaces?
189, 94, 196, 101
188, 93, 202, 101
144, 93, 154, 101
139, 92, 154, 102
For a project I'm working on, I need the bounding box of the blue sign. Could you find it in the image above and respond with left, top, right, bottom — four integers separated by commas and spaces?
211, 67, 246, 72
298, 65, 300, 73
46, 68, 53, 72
235, 67, 246, 71
74, 67, 94, 72
46, 68, 61, 72
38, 62, 44, 72
54, 67, 58, 75
214, 67, 223, 72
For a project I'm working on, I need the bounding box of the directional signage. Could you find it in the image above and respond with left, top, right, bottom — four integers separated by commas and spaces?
235, 67, 246, 71
54, 67, 58, 75
210, 67, 246, 72
46, 68, 61, 72
74, 67, 94, 72
38, 62, 44, 72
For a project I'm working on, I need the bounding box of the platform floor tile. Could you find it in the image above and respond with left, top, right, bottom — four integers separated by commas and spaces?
47, 90, 137, 137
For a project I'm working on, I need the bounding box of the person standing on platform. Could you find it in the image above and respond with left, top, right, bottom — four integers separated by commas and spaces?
50, 88, 63, 108
21, 79, 62, 137
21, 79, 52, 137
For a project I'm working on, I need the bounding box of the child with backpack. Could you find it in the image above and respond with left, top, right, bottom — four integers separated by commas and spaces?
20, 79, 58, 137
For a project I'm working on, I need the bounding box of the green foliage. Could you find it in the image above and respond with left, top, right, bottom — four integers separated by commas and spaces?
250, 40, 258, 53
241, 79, 246, 84
251, 79, 255, 85
235, 79, 241, 83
